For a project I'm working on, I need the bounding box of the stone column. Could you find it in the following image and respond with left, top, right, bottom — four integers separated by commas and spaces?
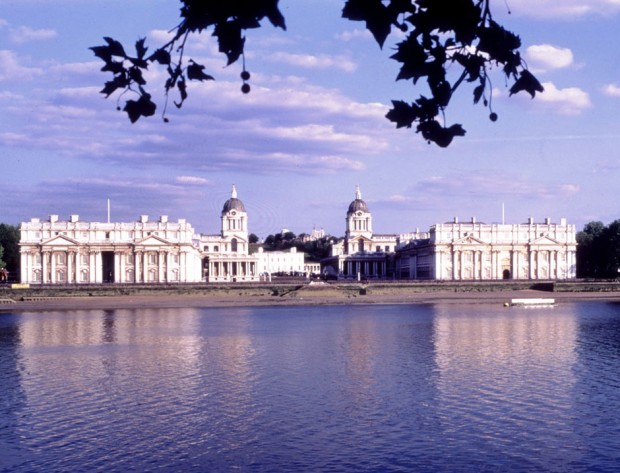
158, 251, 164, 283
452, 249, 458, 280
50, 252, 56, 284
66, 251, 73, 283
21, 251, 30, 283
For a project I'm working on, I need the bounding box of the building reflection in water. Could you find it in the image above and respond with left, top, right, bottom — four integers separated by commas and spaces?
431, 303, 581, 468
10, 308, 256, 456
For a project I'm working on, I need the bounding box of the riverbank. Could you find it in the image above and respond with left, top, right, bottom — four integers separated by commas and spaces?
2, 281, 620, 311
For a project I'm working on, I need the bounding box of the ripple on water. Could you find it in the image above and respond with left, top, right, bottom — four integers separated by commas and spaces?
1, 303, 620, 472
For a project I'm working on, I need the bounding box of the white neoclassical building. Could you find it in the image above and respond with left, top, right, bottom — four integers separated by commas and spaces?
19, 214, 202, 284
395, 217, 577, 280
197, 186, 260, 282
321, 186, 428, 280
19, 186, 264, 284
19, 185, 578, 284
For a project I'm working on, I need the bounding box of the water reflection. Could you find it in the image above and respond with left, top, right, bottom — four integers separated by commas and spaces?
430, 303, 602, 471
1, 302, 619, 472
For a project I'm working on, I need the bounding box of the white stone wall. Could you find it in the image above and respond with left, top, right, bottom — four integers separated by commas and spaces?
397, 218, 577, 281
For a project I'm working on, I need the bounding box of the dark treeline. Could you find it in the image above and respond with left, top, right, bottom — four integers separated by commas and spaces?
260, 231, 340, 262
0, 224, 20, 281
577, 220, 620, 278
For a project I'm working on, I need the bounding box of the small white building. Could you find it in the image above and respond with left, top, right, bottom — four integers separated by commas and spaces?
257, 247, 305, 277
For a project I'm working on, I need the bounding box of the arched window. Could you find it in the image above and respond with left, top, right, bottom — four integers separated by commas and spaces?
359, 240, 365, 253
231, 238, 238, 252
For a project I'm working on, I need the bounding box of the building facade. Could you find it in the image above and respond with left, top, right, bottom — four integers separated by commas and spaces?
321, 186, 428, 280
19, 185, 578, 284
396, 217, 577, 280
198, 186, 260, 282
19, 186, 263, 284
20, 214, 202, 284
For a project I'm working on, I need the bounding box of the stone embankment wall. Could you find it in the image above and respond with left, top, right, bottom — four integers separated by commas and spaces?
2, 280, 619, 303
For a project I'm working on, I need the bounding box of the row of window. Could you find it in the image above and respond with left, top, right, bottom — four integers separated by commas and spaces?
29, 230, 181, 240
31, 253, 181, 266
30, 268, 181, 283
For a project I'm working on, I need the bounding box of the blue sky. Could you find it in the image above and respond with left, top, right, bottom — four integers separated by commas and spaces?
1, 0, 619, 237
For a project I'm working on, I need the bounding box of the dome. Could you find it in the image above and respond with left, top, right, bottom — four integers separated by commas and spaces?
347, 185, 369, 214
348, 199, 369, 214
221, 185, 246, 213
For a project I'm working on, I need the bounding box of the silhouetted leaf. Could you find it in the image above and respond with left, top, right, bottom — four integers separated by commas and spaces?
128, 66, 146, 86
509, 69, 544, 98
473, 83, 484, 104
123, 94, 156, 123
135, 38, 148, 59
386, 100, 419, 128
187, 61, 214, 81
103, 37, 127, 57
342, 0, 393, 47
213, 21, 245, 65
150, 48, 171, 65
417, 120, 465, 147
90, 45, 112, 63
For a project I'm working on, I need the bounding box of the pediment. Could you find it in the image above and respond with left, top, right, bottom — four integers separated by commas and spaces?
135, 235, 171, 246
453, 235, 487, 246
531, 235, 561, 246
42, 235, 79, 246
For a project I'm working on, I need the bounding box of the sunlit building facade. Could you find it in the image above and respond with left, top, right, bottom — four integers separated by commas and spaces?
20, 186, 262, 284
321, 186, 428, 280
19, 185, 577, 284
396, 217, 577, 280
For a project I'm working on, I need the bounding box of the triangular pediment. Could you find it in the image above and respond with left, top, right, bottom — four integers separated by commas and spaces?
135, 234, 171, 246
453, 235, 487, 246
42, 235, 79, 246
531, 235, 561, 246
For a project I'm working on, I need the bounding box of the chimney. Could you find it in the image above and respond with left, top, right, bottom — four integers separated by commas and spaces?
70, 214, 79, 223
49, 215, 58, 223
140, 215, 148, 223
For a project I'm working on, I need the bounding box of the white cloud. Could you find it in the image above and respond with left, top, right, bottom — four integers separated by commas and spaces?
267, 52, 357, 72
0, 50, 42, 81
525, 44, 574, 72
176, 176, 212, 185
602, 84, 620, 97
507, 0, 620, 18
336, 29, 372, 42
9, 26, 57, 44
537, 82, 592, 114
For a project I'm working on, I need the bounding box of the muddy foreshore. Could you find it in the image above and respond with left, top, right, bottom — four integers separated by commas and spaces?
2, 280, 620, 312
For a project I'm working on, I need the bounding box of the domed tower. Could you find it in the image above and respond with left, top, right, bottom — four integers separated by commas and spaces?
221, 185, 248, 251
345, 185, 373, 250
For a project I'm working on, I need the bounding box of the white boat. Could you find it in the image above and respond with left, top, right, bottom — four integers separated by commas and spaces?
508, 298, 556, 307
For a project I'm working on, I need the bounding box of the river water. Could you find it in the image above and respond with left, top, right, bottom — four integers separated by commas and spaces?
1, 301, 619, 472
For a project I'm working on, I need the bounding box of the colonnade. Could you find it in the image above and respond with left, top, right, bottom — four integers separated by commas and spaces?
340, 258, 386, 279
207, 258, 257, 282
20, 248, 198, 284
435, 247, 576, 280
